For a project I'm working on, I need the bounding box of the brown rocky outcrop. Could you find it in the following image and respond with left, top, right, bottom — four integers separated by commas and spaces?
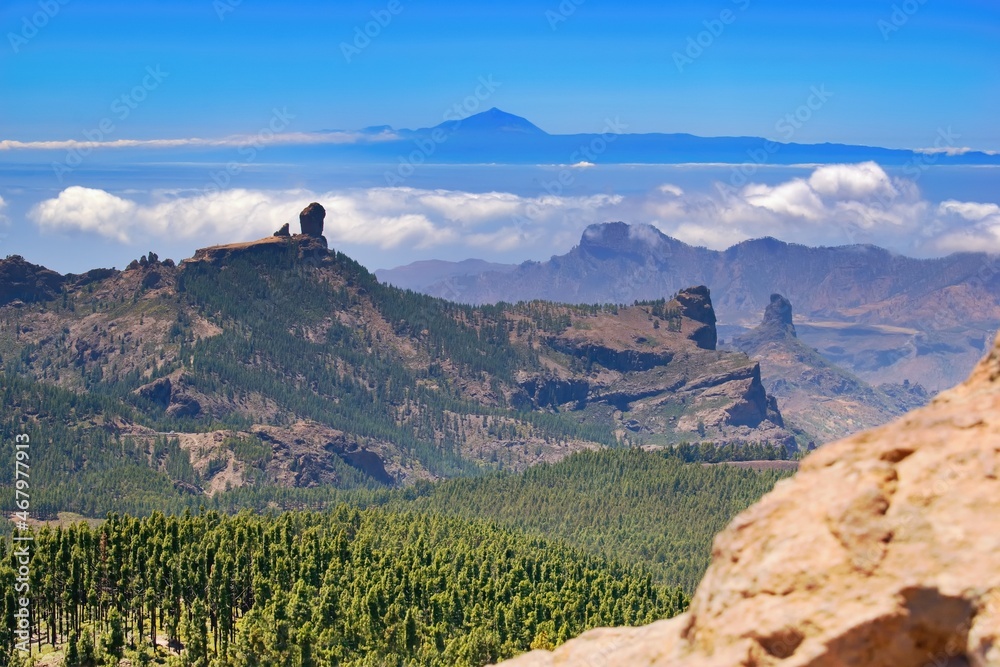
299, 202, 325, 237
675, 285, 717, 350
732, 294, 929, 444
184, 234, 329, 266
762, 292, 796, 336
496, 333, 1000, 667
0, 255, 65, 306
273, 222, 291, 237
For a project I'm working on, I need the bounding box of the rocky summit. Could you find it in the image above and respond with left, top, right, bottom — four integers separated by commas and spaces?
732, 294, 927, 443
762, 292, 795, 336
494, 332, 1000, 667
0, 254, 66, 306
299, 201, 326, 237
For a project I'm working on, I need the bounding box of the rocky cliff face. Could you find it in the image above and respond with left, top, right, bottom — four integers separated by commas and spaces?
495, 332, 1000, 667
517, 287, 794, 447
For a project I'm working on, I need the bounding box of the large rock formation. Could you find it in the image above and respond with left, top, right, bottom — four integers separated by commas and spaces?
732, 294, 928, 443
496, 333, 1000, 667
675, 285, 717, 350
762, 292, 795, 337
400, 222, 1000, 392
520, 287, 793, 447
299, 202, 325, 237
0, 254, 65, 306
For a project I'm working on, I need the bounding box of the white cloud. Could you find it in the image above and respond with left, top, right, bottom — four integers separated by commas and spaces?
743, 179, 826, 221
0, 131, 396, 152
643, 162, 999, 254
32, 187, 138, 242
23, 164, 1000, 259
27, 186, 624, 253
0, 195, 8, 224
914, 146, 999, 157
938, 200, 1000, 221
931, 200, 1000, 253
807, 161, 897, 200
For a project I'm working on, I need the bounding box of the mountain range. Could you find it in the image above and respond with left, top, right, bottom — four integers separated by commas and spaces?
378, 222, 1000, 394
0, 209, 798, 516
10, 108, 997, 167
327, 108, 1000, 166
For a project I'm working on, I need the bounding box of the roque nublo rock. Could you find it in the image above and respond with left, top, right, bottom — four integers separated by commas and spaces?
299, 202, 326, 237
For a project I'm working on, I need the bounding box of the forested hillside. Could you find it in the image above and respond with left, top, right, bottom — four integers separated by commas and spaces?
0, 508, 687, 667
1, 233, 793, 516
390, 448, 793, 593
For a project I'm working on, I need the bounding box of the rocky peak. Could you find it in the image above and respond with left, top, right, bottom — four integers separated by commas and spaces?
0, 254, 65, 306
578, 222, 669, 260
762, 292, 796, 337
675, 285, 717, 350
495, 332, 1000, 667
299, 202, 326, 237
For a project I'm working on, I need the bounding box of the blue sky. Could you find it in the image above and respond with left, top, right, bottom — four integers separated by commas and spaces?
1, 0, 999, 274
2, 0, 998, 149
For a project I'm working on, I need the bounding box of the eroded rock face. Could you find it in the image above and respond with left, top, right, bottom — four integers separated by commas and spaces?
675, 286, 717, 350
273, 222, 291, 237
299, 202, 326, 237
495, 333, 1000, 667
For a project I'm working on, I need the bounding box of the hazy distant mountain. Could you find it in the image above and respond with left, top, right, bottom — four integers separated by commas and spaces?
376, 258, 516, 292
428, 107, 547, 136
390, 222, 1000, 392
92, 108, 1000, 167
366, 108, 1000, 166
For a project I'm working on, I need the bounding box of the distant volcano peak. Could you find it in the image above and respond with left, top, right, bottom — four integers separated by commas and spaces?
438, 107, 547, 135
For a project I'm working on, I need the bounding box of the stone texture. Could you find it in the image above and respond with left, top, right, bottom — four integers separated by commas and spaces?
273, 222, 291, 237
494, 332, 1000, 667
